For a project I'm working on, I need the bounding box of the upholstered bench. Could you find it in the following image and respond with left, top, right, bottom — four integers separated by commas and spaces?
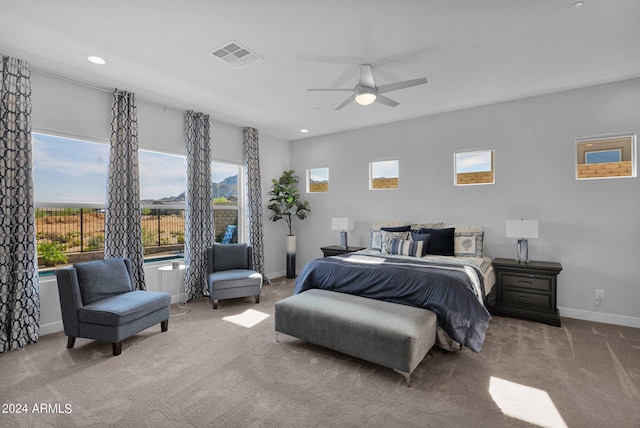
274, 289, 437, 386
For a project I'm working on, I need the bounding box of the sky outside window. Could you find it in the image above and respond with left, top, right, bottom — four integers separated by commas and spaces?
455, 150, 493, 173
33, 133, 188, 204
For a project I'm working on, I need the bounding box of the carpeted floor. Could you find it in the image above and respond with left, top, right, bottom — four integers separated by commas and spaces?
1, 277, 639, 428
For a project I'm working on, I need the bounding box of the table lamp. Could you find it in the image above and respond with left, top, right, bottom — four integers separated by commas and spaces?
332, 217, 354, 249
506, 219, 538, 263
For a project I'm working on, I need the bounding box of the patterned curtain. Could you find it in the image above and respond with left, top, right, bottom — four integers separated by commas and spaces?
243, 127, 269, 284
0, 54, 39, 352
184, 111, 214, 299
104, 89, 145, 289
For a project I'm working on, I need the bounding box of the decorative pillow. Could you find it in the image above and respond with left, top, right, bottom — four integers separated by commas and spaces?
410, 232, 431, 256
74, 258, 132, 305
368, 229, 383, 251
369, 224, 411, 251
381, 230, 410, 254
380, 225, 411, 232
389, 238, 425, 258
454, 230, 484, 257
372, 220, 408, 230
410, 222, 445, 232
418, 227, 455, 256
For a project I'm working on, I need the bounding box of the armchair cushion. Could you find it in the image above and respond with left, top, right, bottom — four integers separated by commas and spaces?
209, 269, 263, 291
213, 243, 250, 271
75, 258, 133, 304
79, 290, 171, 326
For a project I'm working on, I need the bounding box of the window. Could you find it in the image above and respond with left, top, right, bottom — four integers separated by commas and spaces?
212, 161, 243, 243
33, 133, 109, 204
370, 160, 399, 190
455, 149, 495, 186
33, 133, 110, 266
139, 150, 187, 255
33, 132, 187, 268
307, 167, 329, 193
576, 134, 636, 180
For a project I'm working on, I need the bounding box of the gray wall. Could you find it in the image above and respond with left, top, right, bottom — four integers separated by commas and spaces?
290, 78, 640, 327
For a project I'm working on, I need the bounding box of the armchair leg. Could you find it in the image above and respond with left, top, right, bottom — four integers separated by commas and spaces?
67, 337, 76, 349
212, 299, 218, 309
255, 295, 260, 304
161, 319, 169, 332
112, 342, 122, 356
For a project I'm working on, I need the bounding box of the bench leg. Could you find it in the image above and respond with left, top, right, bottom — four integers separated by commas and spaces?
255, 295, 260, 304
112, 342, 122, 356
212, 299, 218, 309
67, 337, 76, 349
161, 319, 169, 332
394, 369, 411, 387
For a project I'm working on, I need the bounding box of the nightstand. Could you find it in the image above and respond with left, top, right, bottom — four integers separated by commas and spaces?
491, 257, 563, 327
320, 245, 366, 257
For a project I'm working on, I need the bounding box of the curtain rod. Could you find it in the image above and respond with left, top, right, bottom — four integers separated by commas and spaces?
31, 66, 184, 113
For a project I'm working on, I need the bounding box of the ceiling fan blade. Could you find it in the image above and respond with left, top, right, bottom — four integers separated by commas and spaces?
359, 64, 376, 89
335, 95, 355, 110
374, 94, 399, 108
307, 88, 353, 92
377, 77, 428, 94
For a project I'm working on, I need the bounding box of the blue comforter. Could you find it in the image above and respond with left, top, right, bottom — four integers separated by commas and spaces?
294, 253, 491, 352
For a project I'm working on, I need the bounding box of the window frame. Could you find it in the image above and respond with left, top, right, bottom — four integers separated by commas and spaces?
306, 167, 329, 193
575, 133, 636, 180
369, 159, 399, 190
212, 159, 245, 244
454, 148, 495, 186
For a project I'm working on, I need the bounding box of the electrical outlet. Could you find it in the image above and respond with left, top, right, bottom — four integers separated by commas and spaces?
595, 289, 604, 307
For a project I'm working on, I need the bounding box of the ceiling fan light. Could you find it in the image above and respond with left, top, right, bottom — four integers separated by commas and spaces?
355, 92, 376, 106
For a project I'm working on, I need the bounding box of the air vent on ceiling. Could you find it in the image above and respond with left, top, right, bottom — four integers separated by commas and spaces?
210, 41, 262, 69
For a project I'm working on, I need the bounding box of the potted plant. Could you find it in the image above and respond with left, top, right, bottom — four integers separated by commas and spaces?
268, 170, 311, 278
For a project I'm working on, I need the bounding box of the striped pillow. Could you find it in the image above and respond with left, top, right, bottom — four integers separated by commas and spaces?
380, 230, 410, 254
389, 238, 424, 257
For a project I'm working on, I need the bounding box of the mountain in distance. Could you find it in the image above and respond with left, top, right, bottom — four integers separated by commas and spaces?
214, 175, 237, 199
141, 175, 238, 204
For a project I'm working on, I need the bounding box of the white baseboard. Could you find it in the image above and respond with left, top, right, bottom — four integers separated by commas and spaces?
266, 270, 286, 280
559, 307, 640, 328
40, 321, 63, 336
171, 293, 187, 304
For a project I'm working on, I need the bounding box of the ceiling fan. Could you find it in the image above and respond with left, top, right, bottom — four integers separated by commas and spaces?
307, 64, 427, 110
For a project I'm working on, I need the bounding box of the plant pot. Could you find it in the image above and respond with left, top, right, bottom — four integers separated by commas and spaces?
286, 235, 296, 279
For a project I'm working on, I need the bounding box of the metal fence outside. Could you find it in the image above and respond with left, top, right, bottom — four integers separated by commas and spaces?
35, 204, 185, 266
35, 204, 238, 267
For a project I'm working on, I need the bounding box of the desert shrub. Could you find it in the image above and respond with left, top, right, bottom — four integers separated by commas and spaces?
86, 234, 104, 251
38, 242, 68, 267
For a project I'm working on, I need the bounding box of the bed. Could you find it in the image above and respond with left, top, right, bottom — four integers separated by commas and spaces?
293, 224, 495, 353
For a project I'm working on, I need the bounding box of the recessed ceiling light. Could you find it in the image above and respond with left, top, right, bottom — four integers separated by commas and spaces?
571, 1, 584, 8
87, 56, 106, 65
300, 129, 309, 133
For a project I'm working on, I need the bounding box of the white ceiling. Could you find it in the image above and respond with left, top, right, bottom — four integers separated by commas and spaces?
1, 1, 639, 142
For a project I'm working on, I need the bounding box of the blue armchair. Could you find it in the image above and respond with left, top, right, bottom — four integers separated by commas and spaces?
55, 258, 171, 356
206, 244, 262, 309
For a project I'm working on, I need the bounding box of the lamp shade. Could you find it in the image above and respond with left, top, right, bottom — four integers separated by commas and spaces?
506, 219, 539, 239
331, 217, 354, 231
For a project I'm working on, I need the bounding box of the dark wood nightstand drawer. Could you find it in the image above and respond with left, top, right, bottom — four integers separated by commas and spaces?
502, 274, 551, 291
502, 290, 551, 310
491, 258, 562, 327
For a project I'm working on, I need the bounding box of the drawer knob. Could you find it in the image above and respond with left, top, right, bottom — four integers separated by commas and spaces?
518, 296, 533, 300
518, 280, 533, 285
